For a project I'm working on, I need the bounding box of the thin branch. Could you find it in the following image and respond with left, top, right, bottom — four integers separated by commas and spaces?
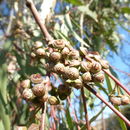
25, 0, 53, 42
67, 97, 81, 130
40, 102, 47, 130
84, 85, 130, 126
103, 69, 130, 96
81, 86, 91, 130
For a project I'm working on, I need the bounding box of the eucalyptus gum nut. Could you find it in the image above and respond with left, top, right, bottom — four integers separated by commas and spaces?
69, 49, 80, 59
82, 72, 92, 83
32, 84, 45, 97
92, 72, 105, 83
22, 88, 35, 100
61, 47, 70, 56
31, 52, 36, 58
53, 63, 65, 74
121, 96, 130, 105
50, 52, 61, 62
48, 39, 65, 49
34, 41, 43, 49
99, 59, 109, 69
48, 96, 60, 105
80, 61, 92, 72
72, 79, 83, 89
90, 61, 102, 73
109, 96, 122, 105
64, 67, 80, 80
39, 92, 49, 103
30, 73, 43, 84
21, 79, 30, 88
59, 94, 68, 100
79, 47, 88, 56
69, 60, 80, 67
36, 48, 46, 56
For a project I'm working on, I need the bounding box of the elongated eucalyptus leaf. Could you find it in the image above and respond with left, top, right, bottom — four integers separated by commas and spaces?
90, 106, 106, 123
64, 14, 89, 48
66, 107, 74, 130
64, 0, 83, 6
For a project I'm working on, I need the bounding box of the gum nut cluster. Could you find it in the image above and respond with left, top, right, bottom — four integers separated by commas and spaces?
26, 39, 111, 102
21, 73, 60, 106
109, 95, 130, 106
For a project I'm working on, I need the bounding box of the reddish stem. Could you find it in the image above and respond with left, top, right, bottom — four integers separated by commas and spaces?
85, 85, 130, 126
67, 97, 81, 130
103, 69, 130, 96
26, 0, 53, 41
40, 102, 47, 130
81, 87, 91, 130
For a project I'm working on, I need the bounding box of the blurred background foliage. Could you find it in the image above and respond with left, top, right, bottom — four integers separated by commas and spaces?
0, 0, 130, 129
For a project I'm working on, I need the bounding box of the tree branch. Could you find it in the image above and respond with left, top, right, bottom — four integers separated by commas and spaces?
40, 102, 47, 130
81, 86, 91, 130
25, 0, 53, 42
84, 85, 130, 126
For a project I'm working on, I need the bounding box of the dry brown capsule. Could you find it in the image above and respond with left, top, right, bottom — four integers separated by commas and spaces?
57, 84, 71, 95
48, 96, 60, 105
49, 39, 65, 49
36, 48, 46, 56
109, 95, 121, 105
72, 78, 83, 89
34, 41, 43, 49
31, 52, 36, 58
93, 72, 104, 83
69, 49, 80, 59
69, 60, 80, 67
21, 79, 30, 88
53, 63, 65, 74
64, 67, 79, 80
79, 47, 88, 56
39, 92, 49, 103
32, 84, 45, 97
80, 61, 92, 72
22, 88, 35, 100
50, 52, 61, 62
30, 73, 43, 84
90, 61, 102, 73
61, 47, 70, 56
82, 72, 92, 83
121, 95, 130, 105
99, 59, 109, 69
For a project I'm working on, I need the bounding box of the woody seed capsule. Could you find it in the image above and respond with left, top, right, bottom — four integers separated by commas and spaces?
61, 47, 70, 56
22, 88, 35, 100
109, 96, 122, 105
30, 73, 43, 84
36, 48, 46, 56
121, 96, 130, 105
93, 72, 104, 82
34, 41, 43, 49
21, 79, 30, 88
64, 67, 79, 80
32, 84, 45, 97
90, 61, 102, 73
99, 59, 109, 69
53, 63, 65, 74
81, 61, 92, 72
48, 96, 60, 105
82, 72, 92, 83
50, 52, 61, 62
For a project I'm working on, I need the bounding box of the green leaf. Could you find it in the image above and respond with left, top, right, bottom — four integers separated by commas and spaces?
115, 106, 127, 130
105, 73, 115, 93
64, 14, 89, 48
78, 5, 98, 22
121, 7, 130, 14
66, 107, 74, 130
65, 0, 83, 6
90, 106, 106, 123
